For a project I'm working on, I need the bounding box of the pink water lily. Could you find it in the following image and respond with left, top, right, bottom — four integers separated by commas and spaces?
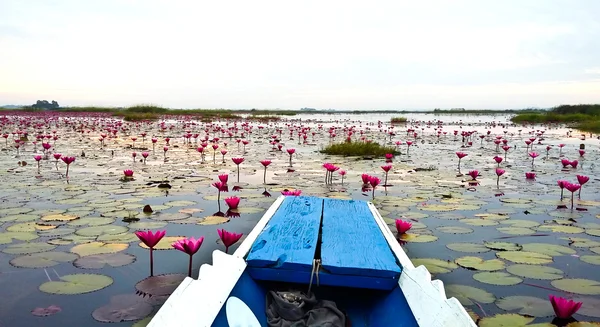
557, 180, 568, 200
218, 174, 229, 185
564, 182, 581, 209
217, 229, 243, 254
61, 156, 76, 177
232, 157, 244, 182
495, 168, 505, 187
493, 156, 503, 166
456, 152, 467, 171
260, 160, 271, 184
123, 169, 134, 177
281, 189, 302, 196
141, 152, 149, 164
287, 148, 296, 167
172, 237, 204, 277
525, 172, 536, 180
224, 196, 240, 209
576, 175, 589, 199
467, 170, 479, 180
529, 152, 539, 168
381, 165, 392, 185
135, 230, 166, 276
395, 219, 412, 235
549, 295, 582, 319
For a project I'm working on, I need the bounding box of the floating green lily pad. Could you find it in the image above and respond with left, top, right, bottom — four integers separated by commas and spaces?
71, 242, 129, 256
521, 243, 576, 256
74, 253, 136, 269
501, 220, 540, 228
562, 237, 600, 248
460, 218, 499, 226
495, 296, 553, 317
7, 222, 56, 232
41, 214, 79, 222
128, 221, 168, 230
506, 264, 563, 280
230, 207, 265, 214
68, 217, 115, 227
446, 243, 491, 253
0, 232, 39, 244
496, 251, 552, 265
76, 225, 128, 237
445, 284, 495, 306
39, 273, 113, 295
473, 272, 522, 286
537, 225, 584, 234
496, 227, 535, 235
0, 214, 39, 222
399, 233, 438, 243
2, 242, 56, 254
139, 236, 185, 250
580, 255, 600, 265
455, 256, 505, 271
411, 258, 458, 274
198, 216, 230, 225
10, 251, 78, 268
551, 278, 600, 295
586, 229, 600, 237
97, 232, 139, 243
436, 226, 473, 234
151, 213, 190, 221
135, 273, 186, 297
164, 200, 196, 207
485, 241, 522, 251
573, 297, 600, 318
478, 313, 542, 327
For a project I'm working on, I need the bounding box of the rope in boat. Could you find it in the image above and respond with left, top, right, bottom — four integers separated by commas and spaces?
308, 259, 321, 295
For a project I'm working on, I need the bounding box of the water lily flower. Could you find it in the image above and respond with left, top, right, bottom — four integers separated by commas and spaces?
218, 229, 243, 254
172, 237, 204, 277
549, 295, 582, 319
135, 230, 166, 276
286, 148, 296, 167
395, 219, 412, 235
385, 153, 393, 162
260, 160, 271, 184
123, 169, 134, 177
141, 152, 149, 164
339, 170, 346, 184
232, 157, 244, 182
493, 156, 503, 166
368, 175, 381, 199
61, 156, 76, 178
579, 149, 585, 157
495, 168, 505, 187
361, 173, 370, 185
529, 152, 539, 168
570, 160, 578, 168
224, 196, 240, 209
381, 165, 392, 185
525, 172, 536, 180
281, 189, 302, 196
455, 152, 468, 170
557, 180, 568, 200
467, 170, 479, 180
218, 174, 229, 185
220, 149, 227, 163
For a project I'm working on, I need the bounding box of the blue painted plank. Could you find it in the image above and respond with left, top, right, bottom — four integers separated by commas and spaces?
247, 267, 399, 290
212, 271, 268, 327
321, 198, 401, 278
246, 196, 323, 271
369, 286, 418, 327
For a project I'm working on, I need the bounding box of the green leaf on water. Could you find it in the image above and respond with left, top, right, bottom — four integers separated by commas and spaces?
459, 218, 499, 226
445, 284, 495, 306
496, 251, 553, 265
10, 251, 78, 268
585, 229, 600, 237
580, 255, 600, 265
0, 231, 39, 244
68, 217, 115, 227
495, 296, 554, 317
561, 237, 600, 248
436, 226, 474, 234
139, 236, 185, 250
76, 225, 128, 237
478, 313, 545, 327
446, 243, 491, 253
485, 241, 523, 251
411, 258, 458, 274
501, 220, 540, 228
2, 242, 56, 254
39, 273, 113, 295
97, 232, 139, 243
591, 247, 600, 255
0, 214, 39, 222
551, 278, 600, 295
506, 264, 563, 280
537, 225, 584, 234
74, 253, 136, 269
455, 256, 505, 271
520, 243, 576, 256
496, 227, 535, 235
399, 233, 438, 243
163, 200, 196, 207
473, 272, 522, 286
198, 215, 230, 225
71, 242, 129, 256
573, 297, 600, 318
127, 221, 167, 230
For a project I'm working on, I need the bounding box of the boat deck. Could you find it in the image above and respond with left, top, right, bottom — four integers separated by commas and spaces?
246, 196, 402, 290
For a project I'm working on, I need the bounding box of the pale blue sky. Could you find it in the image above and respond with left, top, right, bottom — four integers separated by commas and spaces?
1, 0, 600, 110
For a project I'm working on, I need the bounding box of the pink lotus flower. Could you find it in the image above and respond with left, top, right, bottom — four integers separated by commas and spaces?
579, 149, 585, 157
525, 172, 536, 180
232, 157, 244, 165
172, 237, 204, 277
224, 196, 240, 209
369, 175, 381, 188
565, 182, 581, 209
34, 155, 42, 162
281, 189, 302, 196
61, 156, 76, 177
456, 152, 468, 159
495, 168, 505, 176
218, 174, 229, 184
467, 170, 479, 180
141, 152, 149, 158
361, 173, 370, 185
339, 170, 346, 184
395, 219, 412, 235
217, 229, 243, 254
493, 156, 503, 165
286, 148, 296, 155
381, 165, 392, 172
260, 160, 271, 184
557, 180, 568, 200
549, 295, 582, 319
561, 158, 571, 168
385, 153, 393, 162
576, 175, 589, 185
135, 230, 166, 276
123, 169, 134, 177
570, 160, 578, 168
53, 153, 62, 160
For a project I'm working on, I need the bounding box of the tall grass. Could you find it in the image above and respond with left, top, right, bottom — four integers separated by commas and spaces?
321, 141, 398, 157
511, 104, 600, 133
391, 117, 407, 123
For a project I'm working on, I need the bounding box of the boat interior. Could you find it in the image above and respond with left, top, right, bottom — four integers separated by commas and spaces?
211, 196, 419, 327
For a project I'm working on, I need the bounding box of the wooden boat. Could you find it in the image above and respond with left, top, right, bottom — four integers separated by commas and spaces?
148, 196, 476, 327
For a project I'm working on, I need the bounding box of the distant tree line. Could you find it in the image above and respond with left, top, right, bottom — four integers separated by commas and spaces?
31, 100, 60, 110
552, 104, 600, 115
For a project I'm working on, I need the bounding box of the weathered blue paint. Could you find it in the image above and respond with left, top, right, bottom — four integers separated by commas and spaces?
321, 198, 401, 283
212, 270, 268, 327
369, 285, 419, 327
246, 196, 323, 274
246, 267, 398, 290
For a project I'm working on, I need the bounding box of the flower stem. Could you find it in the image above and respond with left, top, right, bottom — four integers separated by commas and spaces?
150, 248, 154, 276
188, 254, 193, 278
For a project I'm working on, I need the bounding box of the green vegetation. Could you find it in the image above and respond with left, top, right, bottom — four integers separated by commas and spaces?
321, 141, 399, 157
511, 104, 600, 133
391, 116, 407, 123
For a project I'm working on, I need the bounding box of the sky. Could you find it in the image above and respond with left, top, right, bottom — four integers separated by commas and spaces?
1, 0, 600, 110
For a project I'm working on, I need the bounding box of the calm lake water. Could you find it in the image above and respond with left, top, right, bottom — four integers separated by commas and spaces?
0, 112, 598, 326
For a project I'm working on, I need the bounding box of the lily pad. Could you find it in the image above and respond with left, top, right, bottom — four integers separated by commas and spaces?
485, 241, 523, 251
41, 214, 79, 222
10, 251, 79, 268
128, 221, 168, 230
74, 253, 136, 269
521, 243, 576, 256
478, 313, 542, 327
39, 273, 113, 295
436, 226, 473, 234
76, 225, 128, 237
446, 243, 491, 253
7, 222, 56, 232
164, 200, 196, 207
92, 294, 153, 323
445, 284, 495, 306
0, 214, 39, 222
230, 207, 265, 214
562, 237, 600, 248
139, 236, 185, 250
496, 251, 553, 265
68, 217, 115, 227
473, 272, 522, 286
551, 278, 600, 295
537, 225, 584, 234
495, 296, 553, 317
496, 227, 535, 235
97, 233, 139, 243
198, 216, 230, 225
573, 297, 600, 318
506, 264, 563, 280
70, 242, 129, 256
411, 258, 458, 274
580, 255, 600, 265
399, 233, 438, 243
0, 232, 39, 244
455, 256, 505, 271
2, 242, 56, 254
460, 218, 499, 226
135, 273, 186, 297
